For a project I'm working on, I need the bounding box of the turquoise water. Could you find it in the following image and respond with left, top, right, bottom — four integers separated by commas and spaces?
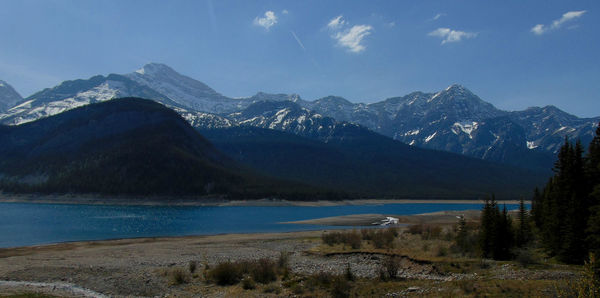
0, 202, 522, 248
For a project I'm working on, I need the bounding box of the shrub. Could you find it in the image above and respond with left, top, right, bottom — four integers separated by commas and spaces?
408, 224, 424, 235
250, 258, 278, 284
208, 261, 242, 285
188, 260, 197, 273
169, 267, 190, 285
322, 230, 363, 249
241, 276, 256, 290
437, 245, 448, 257
344, 230, 362, 249
322, 231, 342, 246
306, 271, 334, 289
278, 251, 289, 269
382, 256, 401, 280
372, 228, 397, 249
361, 229, 375, 240
330, 276, 351, 298
344, 263, 354, 281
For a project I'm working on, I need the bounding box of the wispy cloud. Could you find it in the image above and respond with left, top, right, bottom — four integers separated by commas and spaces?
327, 15, 345, 30
327, 15, 373, 53
431, 13, 446, 21
428, 27, 477, 44
290, 31, 306, 51
254, 11, 278, 30
334, 25, 373, 53
282, 9, 289, 15
531, 10, 586, 35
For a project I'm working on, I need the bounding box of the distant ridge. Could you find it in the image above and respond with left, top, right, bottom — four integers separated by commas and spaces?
0, 63, 597, 172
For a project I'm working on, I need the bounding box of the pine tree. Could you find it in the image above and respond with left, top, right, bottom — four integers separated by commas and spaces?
479, 196, 496, 258
533, 135, 596, 264
516, 197, 532, 247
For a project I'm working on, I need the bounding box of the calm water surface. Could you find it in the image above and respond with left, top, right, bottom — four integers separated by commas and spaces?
0, 202, 522, 248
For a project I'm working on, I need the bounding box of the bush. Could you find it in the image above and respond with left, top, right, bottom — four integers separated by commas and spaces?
344, 230, 362, 249
322, 231, 343, 246
372, 228, 397, 249
344, 263, 354, 281
169, 267, 190, 285
330, 276, 351, 298
250, 258, 278, 284
241, 276, 256, 290
382, 256, 401, 280
188, 260, 197, 273
322, 230, 363, 249
361, 229, 375, 240
408, 224, 424, 235
278, 251, 289, 269
437, 245, 448, 257
208, 261, 242, 285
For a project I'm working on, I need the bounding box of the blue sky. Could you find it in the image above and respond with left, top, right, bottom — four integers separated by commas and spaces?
0, 0, 598, 117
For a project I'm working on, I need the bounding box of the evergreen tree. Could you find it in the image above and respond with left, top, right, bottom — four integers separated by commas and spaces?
516, 197, 532, 247
479, 197, 515, 260
479, 196, 496, 258
532, 133, 598, 264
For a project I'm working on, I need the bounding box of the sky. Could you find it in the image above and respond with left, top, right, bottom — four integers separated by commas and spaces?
0, 0, 598, 117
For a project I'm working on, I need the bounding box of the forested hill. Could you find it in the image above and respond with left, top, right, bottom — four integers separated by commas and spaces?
0, 98, 311, 197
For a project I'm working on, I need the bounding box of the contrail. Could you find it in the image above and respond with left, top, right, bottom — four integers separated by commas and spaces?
290, 30, 306, 51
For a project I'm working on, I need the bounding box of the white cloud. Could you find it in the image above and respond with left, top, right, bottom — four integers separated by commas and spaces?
428, 27, 477, 44
282, 9, 289, 15
387, 21, 396, 27
327, 15, 345, 30
531, 10, 586, 35
531, 24, 545, 35
254, 11, 278, 30
334, 25, 373, 53
432, 13, 446, 21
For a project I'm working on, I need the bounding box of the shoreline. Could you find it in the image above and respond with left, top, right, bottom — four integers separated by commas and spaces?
0, 194, 529, 207
1, 210, 484, 251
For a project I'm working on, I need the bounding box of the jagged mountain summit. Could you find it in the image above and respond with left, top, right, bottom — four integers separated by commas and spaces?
0, 80, 22, 113
125, 63, 238, 113
0, 63, 596, 171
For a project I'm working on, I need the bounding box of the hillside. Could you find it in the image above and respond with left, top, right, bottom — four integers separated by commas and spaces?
201, 125, 548, 199
0, 98, 305, 197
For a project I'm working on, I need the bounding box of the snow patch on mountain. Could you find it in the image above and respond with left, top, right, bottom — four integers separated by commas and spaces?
0, 80, 128, 125
452, 121, 478, 139
527, 141, 538, 150
424, 132, 437, 143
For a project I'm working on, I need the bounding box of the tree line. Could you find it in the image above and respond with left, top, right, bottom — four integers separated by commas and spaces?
532, 124, 600, 264
471, 122, 600, 264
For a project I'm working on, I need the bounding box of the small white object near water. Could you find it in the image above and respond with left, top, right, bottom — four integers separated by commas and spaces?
373, 216, 399, 226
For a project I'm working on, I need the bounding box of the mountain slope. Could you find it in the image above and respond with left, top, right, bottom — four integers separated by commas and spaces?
125, 63, 239, 113
201, 118, 548, 198
0, 98, 293, 196
0, 74, 179, 125
0, 80, 22, 113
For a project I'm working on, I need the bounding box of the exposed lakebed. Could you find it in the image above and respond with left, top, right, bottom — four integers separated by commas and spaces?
0, 201, 521, 248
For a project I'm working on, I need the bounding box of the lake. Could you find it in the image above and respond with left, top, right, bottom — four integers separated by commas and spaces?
0, 202, 522, 248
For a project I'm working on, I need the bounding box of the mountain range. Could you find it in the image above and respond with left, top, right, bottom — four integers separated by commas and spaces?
0, 97, 545, 198
1, 63, 597, 173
